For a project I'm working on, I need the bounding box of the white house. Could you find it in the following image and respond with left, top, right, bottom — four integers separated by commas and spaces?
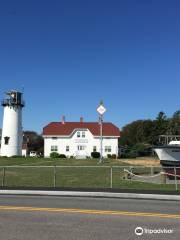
43, 117, 120, 158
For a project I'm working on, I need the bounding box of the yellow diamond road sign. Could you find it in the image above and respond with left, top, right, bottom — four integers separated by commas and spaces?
97, 105, 106, 115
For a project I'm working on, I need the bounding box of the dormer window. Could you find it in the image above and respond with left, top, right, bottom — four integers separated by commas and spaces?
77, 132, 80, 138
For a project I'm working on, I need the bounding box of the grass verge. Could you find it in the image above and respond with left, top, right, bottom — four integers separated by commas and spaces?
0, 157, 178, 191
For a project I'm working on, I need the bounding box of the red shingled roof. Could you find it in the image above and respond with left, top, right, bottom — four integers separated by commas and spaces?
43, 122, 120, 137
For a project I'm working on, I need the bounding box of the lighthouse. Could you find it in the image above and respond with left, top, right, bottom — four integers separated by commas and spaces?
1, 90, 25, 157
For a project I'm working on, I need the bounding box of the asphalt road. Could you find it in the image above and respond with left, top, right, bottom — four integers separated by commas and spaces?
0, 195, 179, 240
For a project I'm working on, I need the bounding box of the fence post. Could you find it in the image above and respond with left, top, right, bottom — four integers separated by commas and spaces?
53, 165, 56, 188
174, 167, 177, 191
110, 167, 113, 188
2, 167, 5, 188
124, 170, 128, 180
151, 166, 154, 176
161, 171, 166, 184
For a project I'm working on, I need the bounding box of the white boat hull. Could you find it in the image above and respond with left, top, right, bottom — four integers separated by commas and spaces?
154, 138, 180, 177
154, 147, 180, 162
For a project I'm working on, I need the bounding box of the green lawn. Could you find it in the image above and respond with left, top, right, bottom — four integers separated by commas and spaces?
0, 157, 178, 191
0, 157, 129, 166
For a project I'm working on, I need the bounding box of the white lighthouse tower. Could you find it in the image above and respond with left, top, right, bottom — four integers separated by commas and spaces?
1, 90, 25, 157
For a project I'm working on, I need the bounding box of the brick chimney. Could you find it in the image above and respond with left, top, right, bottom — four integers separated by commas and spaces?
80, 116, 83, 123
62, 115, 65, 124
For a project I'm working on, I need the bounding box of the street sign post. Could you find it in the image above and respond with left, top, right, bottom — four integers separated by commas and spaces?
97, 101, 106, 163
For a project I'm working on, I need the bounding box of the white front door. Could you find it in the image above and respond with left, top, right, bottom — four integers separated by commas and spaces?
77, 145, 86, 156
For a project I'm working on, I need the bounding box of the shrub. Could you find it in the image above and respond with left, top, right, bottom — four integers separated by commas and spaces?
132, 143, 152, 157
59, 154, 66, 158
111, 154, 117, 159
50, 152, 60, 158
120, 147, 137, 158
91, 152, 100, 158
125, 150, 137, 158
107, 154, 112, 159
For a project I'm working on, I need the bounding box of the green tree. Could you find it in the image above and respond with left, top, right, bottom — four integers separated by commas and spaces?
119, 120, 155, 146
168, 110, 180, 135
23, 131, 44, 154
153, 111, 169, 144
156, 111, 167, 121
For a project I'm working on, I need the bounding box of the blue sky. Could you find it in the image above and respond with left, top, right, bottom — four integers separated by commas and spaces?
0, 0, 180, 133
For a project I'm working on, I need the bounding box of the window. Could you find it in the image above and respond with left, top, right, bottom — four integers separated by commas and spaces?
93, 146, 97, 152
77, 131, 80, 138
77, 145, 85, 150
66, 146, 69, 152
51, 145, 58, 152
52, 137, 57, 140
105, 146, 111, 152
4, 136, 10, 145
82, 131, 85, 138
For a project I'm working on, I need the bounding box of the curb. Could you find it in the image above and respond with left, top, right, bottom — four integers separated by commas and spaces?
0, 190, 180, 201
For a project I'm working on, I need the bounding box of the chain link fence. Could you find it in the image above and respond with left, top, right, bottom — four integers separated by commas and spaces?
0, 166, 180, 191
